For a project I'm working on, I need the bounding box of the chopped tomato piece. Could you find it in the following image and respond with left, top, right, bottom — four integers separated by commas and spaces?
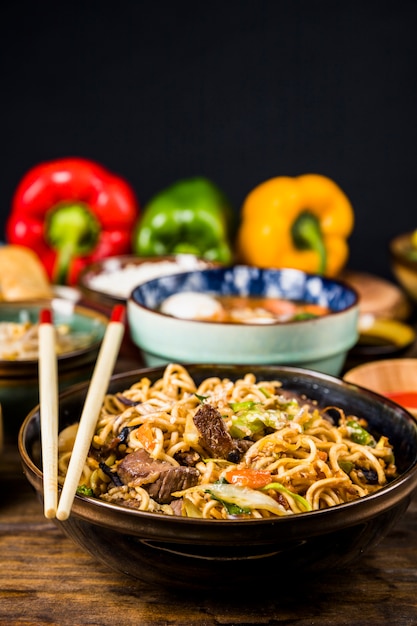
262, 299, 297, 316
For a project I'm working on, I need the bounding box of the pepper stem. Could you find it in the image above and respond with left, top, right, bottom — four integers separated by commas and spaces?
46, 203, 100, 284
291, 211, 327, 274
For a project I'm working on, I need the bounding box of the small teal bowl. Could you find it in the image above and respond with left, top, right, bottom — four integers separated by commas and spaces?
0, 299, 108, 435
127, 266, 359, 375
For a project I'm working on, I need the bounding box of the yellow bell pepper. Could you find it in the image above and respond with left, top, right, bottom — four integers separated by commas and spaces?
237, 174, 354, 277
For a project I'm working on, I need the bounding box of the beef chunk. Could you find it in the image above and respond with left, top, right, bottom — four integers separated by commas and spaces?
193, 403, 247, 462
174, 449, 201, 467
193, 403, 235, 459
91, 425, 138, 461
169, 498, 184, 516
117, 448, 199, 504
233, 438, 254, 456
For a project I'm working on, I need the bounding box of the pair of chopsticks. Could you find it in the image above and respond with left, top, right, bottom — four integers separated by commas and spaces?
38, 304, 126, 520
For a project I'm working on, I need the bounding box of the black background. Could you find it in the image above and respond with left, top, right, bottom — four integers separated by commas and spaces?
1, 0, 416, 280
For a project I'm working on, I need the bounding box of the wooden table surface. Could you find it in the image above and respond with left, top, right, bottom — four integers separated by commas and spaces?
1, 329, 417, 625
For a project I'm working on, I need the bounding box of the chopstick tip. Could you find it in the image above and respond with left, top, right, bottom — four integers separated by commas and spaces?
56, 508, 70, 521
40, 308, 53, 324
111, 304, 126, 324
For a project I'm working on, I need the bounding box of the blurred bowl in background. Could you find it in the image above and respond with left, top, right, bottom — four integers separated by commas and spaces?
348, 316, 416, 362
52, 284, 82, 303
341, 269, 415, 367
344, 358, 417, 420
0, 403, 3, 454
341, 270, 411, 321
390, 232, 417, 303
0, 299, 108, 435
78, 254, 215, 309
128, 265, 359, 375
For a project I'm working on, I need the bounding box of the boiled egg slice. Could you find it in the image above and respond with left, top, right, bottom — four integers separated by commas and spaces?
160, 292, 224, 320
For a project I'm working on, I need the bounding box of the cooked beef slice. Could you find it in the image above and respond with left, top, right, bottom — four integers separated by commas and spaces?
117, 448, 199, 504
173, 449, 201, 467
193, 403, 248, 462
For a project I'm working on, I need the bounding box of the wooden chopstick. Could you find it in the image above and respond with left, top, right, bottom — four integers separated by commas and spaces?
56, 304, 126, 521
38, 308, 59, 519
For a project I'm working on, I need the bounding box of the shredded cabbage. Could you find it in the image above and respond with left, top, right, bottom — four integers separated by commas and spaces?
173, 483, 290, 517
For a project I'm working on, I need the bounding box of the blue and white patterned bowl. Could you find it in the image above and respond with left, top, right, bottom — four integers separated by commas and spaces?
128, 266, 359, 375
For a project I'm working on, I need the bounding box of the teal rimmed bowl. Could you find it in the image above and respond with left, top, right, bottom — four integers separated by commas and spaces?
128, 266, 359, 375
0, 299, 108, 435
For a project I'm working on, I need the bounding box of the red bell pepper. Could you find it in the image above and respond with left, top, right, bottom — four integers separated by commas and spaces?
6, 157, 140, 285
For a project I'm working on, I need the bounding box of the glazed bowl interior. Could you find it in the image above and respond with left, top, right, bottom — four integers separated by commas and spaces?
344, 358, 417, 420
127, 265, 359, 375
19, 364, 417, 591
0, 299, 108, 434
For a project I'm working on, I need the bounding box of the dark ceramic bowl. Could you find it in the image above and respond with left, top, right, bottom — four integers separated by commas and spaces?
19, 364, 417, 591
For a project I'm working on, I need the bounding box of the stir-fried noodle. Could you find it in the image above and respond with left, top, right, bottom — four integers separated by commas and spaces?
57, 363, 397, 519
0, 321, 93, 360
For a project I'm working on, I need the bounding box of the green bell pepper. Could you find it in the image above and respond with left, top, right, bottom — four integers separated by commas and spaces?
133, 177, 235, 263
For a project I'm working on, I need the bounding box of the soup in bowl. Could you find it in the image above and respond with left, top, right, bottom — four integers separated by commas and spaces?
127, 265, 359, 375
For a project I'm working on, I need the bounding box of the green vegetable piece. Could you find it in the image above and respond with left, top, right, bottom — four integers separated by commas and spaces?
346, 420, 376, 447
338, 460, 354, 474
263, 482, 312, 512
207, 490, 250, 515
229, 407, 288, 438
229, 400, 259, 412
204, 483, 288, 516
292, 312, 319, 321
259, 387, 272, 398
76, 485, 93, 497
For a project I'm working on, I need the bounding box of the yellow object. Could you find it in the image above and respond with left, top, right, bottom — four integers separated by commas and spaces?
237, 174, 354, 276
358, 316, 415, 348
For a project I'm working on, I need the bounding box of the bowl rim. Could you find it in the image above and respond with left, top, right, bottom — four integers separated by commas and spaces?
0, 299, 109, 367
344, 357, 417, 382
350, 318, 416, 359
128, 265, 360, 327
390, 232, 417, 269
18, 363, 417, 538
344, 357, 417, 416
77, 254, 216, 306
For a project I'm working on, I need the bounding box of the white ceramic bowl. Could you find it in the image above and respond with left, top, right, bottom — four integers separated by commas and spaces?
77, 254, 214, 309
127, 265, 359, 375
